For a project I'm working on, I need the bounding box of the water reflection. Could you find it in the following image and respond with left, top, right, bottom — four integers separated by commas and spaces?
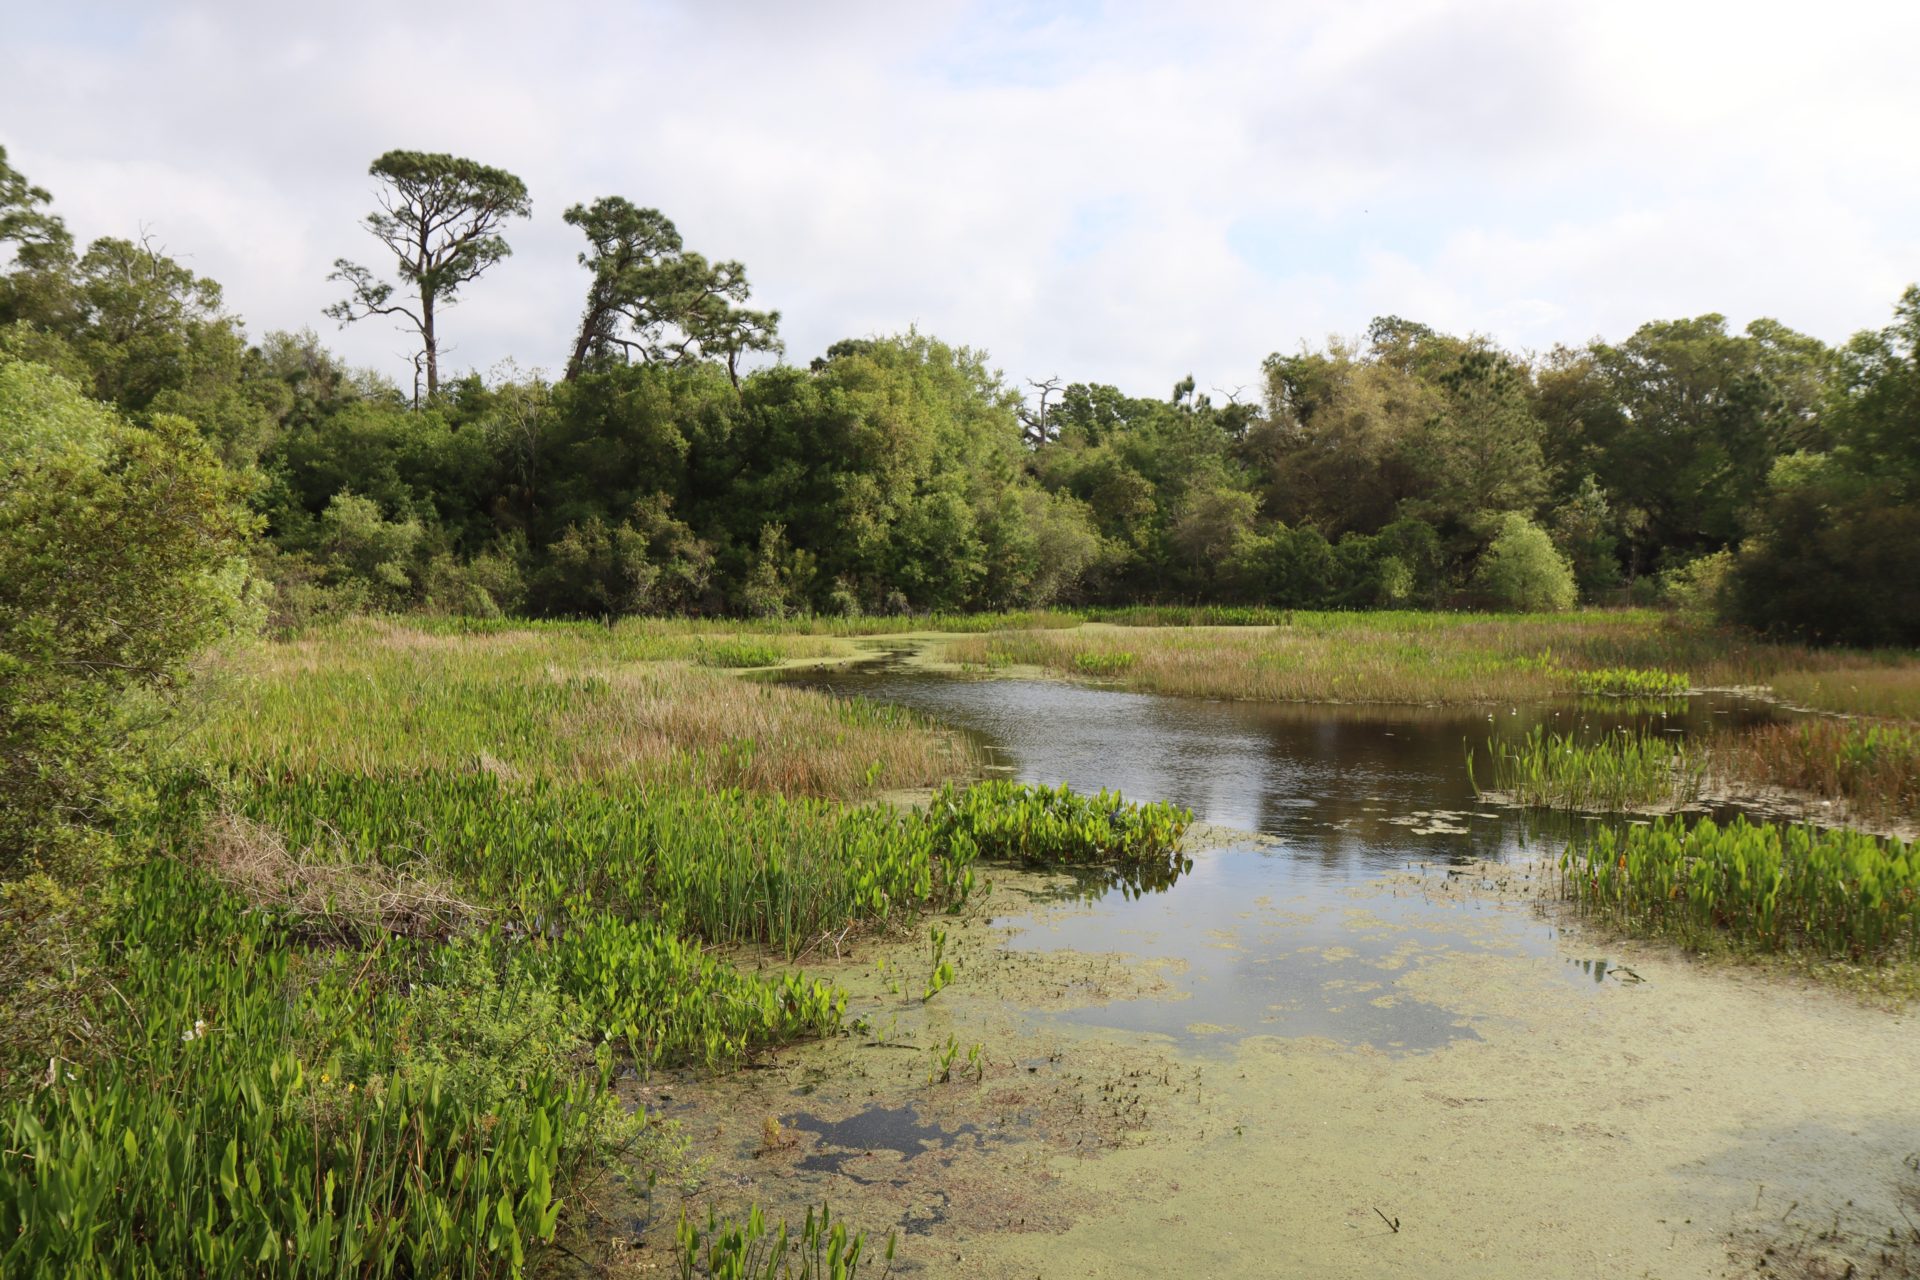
798, 662, 1781, 1051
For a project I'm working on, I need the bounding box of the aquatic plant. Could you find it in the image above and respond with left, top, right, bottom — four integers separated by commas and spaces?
1469, 726, 1702, 812
0, 860, 607, 1279
927, 780, 1191, 883
922, 926, 954, 1002
1559, 816, 1919, 962
676, 1202, 892, 1279
232, 771, 978, 957
1574, 667, 1691, 698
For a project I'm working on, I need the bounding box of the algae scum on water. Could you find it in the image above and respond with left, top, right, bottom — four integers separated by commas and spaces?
628, 660, 1920, 1279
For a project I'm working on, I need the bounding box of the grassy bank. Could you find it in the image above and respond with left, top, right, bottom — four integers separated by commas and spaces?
195, 618, 973, 796
1710, 719, 1920, 828
936, 606, 1912, 717
1, 618, 1191, 1277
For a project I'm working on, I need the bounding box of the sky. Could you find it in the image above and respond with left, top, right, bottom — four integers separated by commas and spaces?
3, 0, 1917, 400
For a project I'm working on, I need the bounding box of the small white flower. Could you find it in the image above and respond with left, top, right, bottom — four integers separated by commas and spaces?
181, 1018, 209, 1043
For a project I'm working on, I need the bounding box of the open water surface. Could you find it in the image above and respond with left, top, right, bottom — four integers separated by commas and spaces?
798, 658, 1781, 1054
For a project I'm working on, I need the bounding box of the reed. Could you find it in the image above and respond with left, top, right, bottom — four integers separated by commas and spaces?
1711, 719, 1920, 824
1559, 816, 1920, 962
1469, 726, 1702, 812
1768, 665, 1920, 720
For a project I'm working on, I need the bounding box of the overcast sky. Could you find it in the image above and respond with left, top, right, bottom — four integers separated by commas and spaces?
4, 0, 1917, 398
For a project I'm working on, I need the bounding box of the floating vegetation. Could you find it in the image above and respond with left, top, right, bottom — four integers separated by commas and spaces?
1573, 667, 1690, 698
1469, 726, 1703, 812
1559, 816, 1920, 962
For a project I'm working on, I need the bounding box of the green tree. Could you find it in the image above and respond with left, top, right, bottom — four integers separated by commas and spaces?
1561, 315, 1831, 564
1550, 475, 1622, 600
0, 145, 71, 271
1471, 513, 1577, 612
327, 151, 531, 401
562, 196, 780, 386
1726, 287, 1920, 645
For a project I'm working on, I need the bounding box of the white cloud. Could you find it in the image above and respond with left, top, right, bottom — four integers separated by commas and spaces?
2, 0, 1914, 398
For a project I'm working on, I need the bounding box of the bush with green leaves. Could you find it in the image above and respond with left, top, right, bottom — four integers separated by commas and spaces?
1471, 513, 1577, 612
0, 358, 255, 875
1, 357, 254, 1075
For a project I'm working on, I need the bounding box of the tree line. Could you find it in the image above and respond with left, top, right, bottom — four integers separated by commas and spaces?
3, 145, 1915, 645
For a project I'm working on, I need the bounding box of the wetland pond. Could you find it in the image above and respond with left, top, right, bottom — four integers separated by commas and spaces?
613, 653, 1919, 1278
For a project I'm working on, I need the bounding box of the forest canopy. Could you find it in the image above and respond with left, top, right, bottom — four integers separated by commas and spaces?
3, 142, 1915, 643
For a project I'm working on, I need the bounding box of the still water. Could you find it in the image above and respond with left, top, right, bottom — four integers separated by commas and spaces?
801, 660, 1779, 1053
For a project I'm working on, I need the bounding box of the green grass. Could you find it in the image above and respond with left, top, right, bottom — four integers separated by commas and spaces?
945, 611, 1917, 708
2, 603, 1194, 1280
1559, 816, 1919, 963
1469, 726, 1702, 812
696, 639, 786, 668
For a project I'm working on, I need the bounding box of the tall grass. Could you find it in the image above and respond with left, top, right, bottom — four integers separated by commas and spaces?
1768, 665, 1920, 720
1712, 719, 1920, 825
1559, 816, 1919, 962
194, 620, 975, 797
943, 612, 1915, 708
1469, 727, 1702, 812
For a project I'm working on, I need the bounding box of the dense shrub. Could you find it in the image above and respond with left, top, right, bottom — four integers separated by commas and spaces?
1470, 513, 1577, 612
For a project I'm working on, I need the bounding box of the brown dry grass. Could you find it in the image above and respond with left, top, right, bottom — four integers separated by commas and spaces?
198, 814, 482, 942
1710, 719, 1920, 826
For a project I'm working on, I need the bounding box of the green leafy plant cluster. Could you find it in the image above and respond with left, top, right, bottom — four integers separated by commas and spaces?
927, 780, 1191, 890
1574, 667, 1691, 698
1559, 816, 1919, 961
696, 640, 787, 669
233, 771, 976, 956
1070, 650, 1137, 676
0, 859, 604, 1278
1469, 726, 1703, 812
676, 1202, 892, 1279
